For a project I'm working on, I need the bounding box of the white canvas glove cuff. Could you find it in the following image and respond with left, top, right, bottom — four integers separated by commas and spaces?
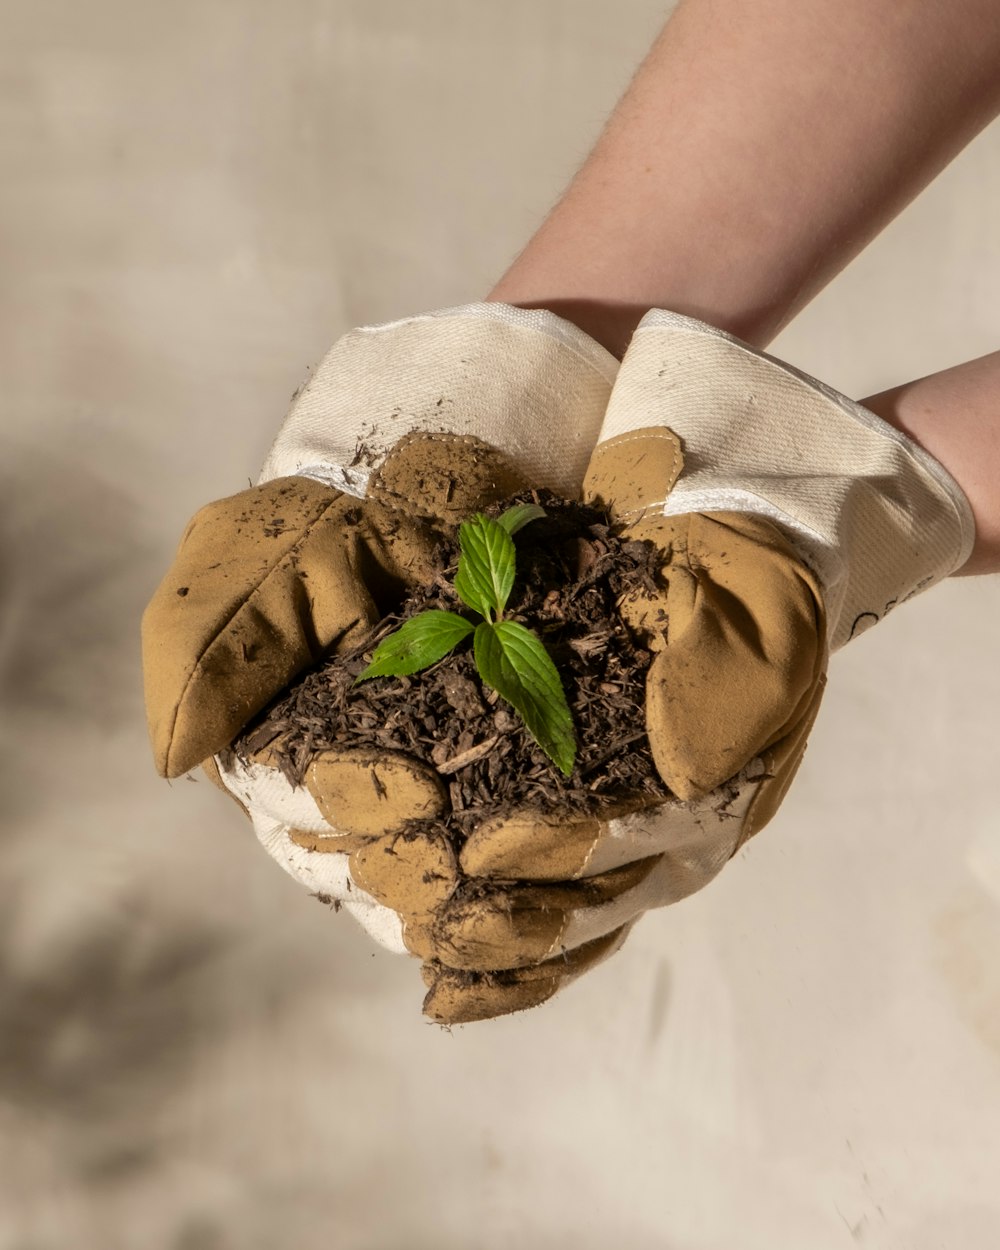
600, 310, 975, 649
259, 301, 619, 500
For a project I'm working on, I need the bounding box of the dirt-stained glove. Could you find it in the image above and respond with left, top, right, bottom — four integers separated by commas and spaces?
389, 310, 975, 1023
142, 303, 617, 949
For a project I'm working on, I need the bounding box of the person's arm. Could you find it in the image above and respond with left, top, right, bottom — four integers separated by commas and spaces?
489, 0, 1000, 355
862, 353, 1000, 576
487, 0, 1000, 575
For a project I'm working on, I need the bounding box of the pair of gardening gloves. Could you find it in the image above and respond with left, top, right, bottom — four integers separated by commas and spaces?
143, 304, 974, 1024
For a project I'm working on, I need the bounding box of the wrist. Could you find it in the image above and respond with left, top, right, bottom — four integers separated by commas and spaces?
484, 175, 798, 357
862, 363, 1000, 578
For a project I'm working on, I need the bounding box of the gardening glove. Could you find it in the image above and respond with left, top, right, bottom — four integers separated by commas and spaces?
398, 309, 975, 1024
142, 302, 617, 951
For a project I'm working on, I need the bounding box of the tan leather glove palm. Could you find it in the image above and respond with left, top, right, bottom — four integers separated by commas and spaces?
399, 445, 828, 1025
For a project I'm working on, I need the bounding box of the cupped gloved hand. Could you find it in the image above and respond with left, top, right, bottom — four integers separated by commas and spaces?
385, 310, 976, 1023
142, 303, 618, 949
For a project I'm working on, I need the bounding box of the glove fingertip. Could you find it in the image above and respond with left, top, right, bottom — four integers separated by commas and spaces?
420, 965, 560, 1025
305, 749, 447, 837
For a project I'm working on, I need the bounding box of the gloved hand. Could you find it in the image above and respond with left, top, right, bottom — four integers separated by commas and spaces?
382, 310, 976, 1023
142, 303, 618, 949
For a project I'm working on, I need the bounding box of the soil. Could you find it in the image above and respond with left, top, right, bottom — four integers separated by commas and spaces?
234, 490, 671, 849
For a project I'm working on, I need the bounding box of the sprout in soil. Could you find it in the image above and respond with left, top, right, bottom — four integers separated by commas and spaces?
354, 504, 576, 776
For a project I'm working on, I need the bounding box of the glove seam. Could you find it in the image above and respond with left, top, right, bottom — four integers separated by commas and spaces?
591, 427, 685, 521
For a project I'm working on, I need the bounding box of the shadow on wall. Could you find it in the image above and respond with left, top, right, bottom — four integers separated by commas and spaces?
0, 427, 384, 1242
0, 889, 234, 1125
0, 430, 235, 1223
0, 429, 159, 730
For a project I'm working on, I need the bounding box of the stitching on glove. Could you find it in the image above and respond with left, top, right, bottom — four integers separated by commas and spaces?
576, 827, 604, 879
541, 912, 571, 962
604, 427, 680, 451
366, 431, 514, 521
737, 749, 774, 851
597, 427, 683, 521
619, 496, 672, 519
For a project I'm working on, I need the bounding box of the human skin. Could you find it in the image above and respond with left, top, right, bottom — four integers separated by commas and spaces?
862, 356, 1000, 577
487, 0, 1000, 573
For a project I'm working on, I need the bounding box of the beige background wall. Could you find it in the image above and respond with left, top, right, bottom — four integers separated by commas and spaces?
3, 2, 1000, 1247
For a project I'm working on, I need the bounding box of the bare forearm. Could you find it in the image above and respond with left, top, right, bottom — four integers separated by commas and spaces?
489, 0, 1000, 357
862, 355, 1000, 576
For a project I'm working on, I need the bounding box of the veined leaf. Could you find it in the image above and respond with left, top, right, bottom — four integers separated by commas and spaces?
454, 514, 515, 620
496, 503, 546, 536
355, 610, 473, 682
474, 620, 576, 776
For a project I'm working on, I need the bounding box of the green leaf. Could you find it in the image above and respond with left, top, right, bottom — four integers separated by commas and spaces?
454, 514, 516, 620
355, 610, 473, 682
474, 620, 576, 776
496, 503, 546, 536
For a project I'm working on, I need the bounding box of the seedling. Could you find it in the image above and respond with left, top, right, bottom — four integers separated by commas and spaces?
355, 505, 576, 776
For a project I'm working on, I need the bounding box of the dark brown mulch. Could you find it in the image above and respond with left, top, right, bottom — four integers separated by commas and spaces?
234, 490, 670, 846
